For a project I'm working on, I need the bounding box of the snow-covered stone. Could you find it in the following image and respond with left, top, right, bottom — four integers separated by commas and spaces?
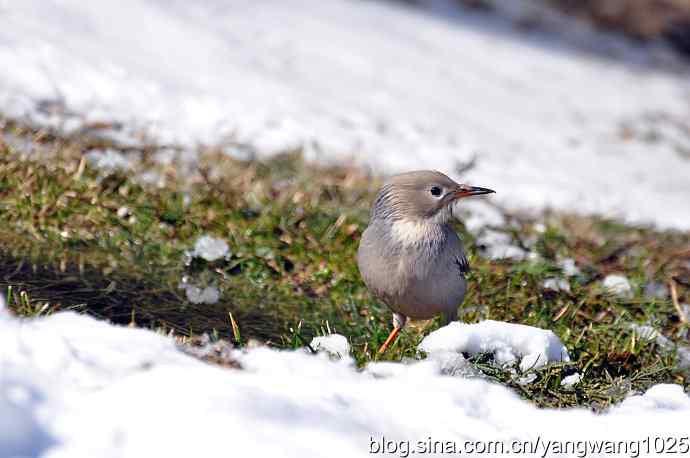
419, 320, 570, 371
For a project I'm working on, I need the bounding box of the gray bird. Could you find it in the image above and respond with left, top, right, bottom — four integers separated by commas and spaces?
357, 170, 494, 354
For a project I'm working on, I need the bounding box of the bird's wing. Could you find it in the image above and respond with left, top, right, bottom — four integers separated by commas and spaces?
454, 254, 470, 276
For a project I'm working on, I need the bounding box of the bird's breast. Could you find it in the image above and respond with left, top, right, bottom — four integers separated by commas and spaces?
358, 221, 467, 319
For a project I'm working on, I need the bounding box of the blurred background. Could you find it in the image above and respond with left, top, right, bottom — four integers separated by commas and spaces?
404, 0, 690, 53
2, 0, 690, 229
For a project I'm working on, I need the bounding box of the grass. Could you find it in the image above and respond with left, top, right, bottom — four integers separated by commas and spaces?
1, 116, 689, 410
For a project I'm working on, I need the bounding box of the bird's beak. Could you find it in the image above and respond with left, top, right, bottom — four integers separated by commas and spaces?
451, 185, 495, 200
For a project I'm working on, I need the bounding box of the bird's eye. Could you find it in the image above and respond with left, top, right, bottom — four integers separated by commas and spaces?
430, 186, 442, 197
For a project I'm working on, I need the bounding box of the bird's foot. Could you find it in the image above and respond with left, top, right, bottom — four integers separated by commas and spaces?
377, 326, 401, 355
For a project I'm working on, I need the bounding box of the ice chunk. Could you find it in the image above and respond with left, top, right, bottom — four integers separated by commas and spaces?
419, 320, 570, 371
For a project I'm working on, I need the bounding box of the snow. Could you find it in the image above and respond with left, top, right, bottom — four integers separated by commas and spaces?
116, 206, 131, 219
2, 310, 690, 457
633, 324, 690, 371
543, 278, 571, 293
558, 258, 581, 277
84, 149, 134, 173
178, 283, 221, 305
603, 274, 634, 299
418, 320, 570, 371
476, 229, 529, 260
2, 0, 690, 229
617, 384, 690, 412
187, 235, 230, 262
310, 334, 351, 358
561, 373, 582, 387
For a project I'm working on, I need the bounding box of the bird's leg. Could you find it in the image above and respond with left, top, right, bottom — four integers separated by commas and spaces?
377, 313, 406, 354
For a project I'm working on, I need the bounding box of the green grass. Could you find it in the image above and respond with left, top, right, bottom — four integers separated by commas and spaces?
1, 117, 689, 410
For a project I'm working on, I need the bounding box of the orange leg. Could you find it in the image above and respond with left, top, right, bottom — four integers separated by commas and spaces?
377, 326, 401, 355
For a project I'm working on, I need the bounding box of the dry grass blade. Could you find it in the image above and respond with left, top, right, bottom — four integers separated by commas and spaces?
669, 279, 688, 324
229, 312, 242, 344
553, 304, 570, 321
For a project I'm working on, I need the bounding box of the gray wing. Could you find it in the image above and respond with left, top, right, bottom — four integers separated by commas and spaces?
455, 254, 470, 276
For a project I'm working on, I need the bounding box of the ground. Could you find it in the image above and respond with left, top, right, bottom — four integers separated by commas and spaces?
2, 117, 689, 412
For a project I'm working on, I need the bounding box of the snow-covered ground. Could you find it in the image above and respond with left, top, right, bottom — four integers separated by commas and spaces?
3, 304, 690, 458
3, 3, 690, 455
2, 0, 690, 228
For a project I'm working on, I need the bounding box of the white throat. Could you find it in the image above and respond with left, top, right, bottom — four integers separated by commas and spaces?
390, 218, 445, 246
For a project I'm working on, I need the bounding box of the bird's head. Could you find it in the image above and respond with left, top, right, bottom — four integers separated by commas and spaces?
371, 170, 494, 225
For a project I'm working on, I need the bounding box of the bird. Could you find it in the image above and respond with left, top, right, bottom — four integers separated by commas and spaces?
357, 170, 495, 354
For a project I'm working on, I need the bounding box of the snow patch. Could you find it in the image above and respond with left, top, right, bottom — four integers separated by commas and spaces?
558, 258, 581, 277
85, 149, 134, 173
178, 282, 221, 305
617, 384, 690, 412
476, 230, 528, 260
1, 311, 690, 456
310, 334, 350, 358
418, 320, 570, 371
561, 373, 582, 387
542, 278, 570, 293
188, 235, 230, 262
632, 324, 690, 371
603, 274, 634, 298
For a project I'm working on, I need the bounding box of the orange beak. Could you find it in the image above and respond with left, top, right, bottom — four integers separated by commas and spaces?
452, 185, 495, 200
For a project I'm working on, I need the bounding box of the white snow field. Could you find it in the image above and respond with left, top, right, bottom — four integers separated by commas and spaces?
2, 0, 690, 228
2, 306, 690, 458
